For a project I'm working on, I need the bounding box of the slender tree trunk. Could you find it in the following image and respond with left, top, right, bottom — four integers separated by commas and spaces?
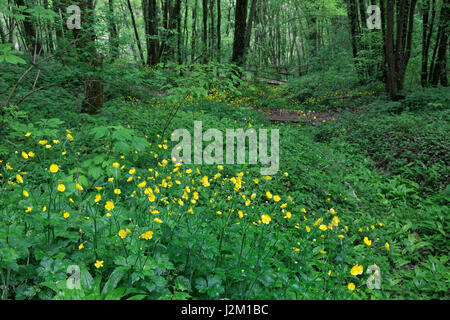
231, 0, 248, 67
202, 0, 208, 62
245, 0, 257, 50
108, 0, 119, 60
14, 0, 42, 55
216, 0, 221, 61
430, 0, 449, 86
126, 0, 145, 63
0, 19, 6, 44
191, 0, 198, 62
73, 0, 103, 115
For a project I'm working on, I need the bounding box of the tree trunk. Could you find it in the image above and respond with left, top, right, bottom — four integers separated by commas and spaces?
108, 0, 119, 60
126, 0, 145, 64
383, 0, 417, 100
216, 0, 221, 61
14, 0, 42, 55
202, 0, 208, 62
73, 0, 104, 115
231, 0, 248, 67
245, 0, 257, 50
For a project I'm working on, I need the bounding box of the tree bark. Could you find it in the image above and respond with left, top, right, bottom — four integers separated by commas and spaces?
231, 0, 248, 67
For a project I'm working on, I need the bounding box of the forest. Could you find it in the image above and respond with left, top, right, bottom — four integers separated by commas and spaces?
0, 0, 448, 301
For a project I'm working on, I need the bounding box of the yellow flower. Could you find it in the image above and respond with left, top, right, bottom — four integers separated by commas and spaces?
363, 237, 372, 246
273, 195, 281, 202
141, 231, 154, 240
78, 243, 84, 250
25, 132, 32, 137
57, 184, 66, 192
319, 224, 327, 231
28, 151, 35, 157
108, 177, 114, 183
137, 181, 147, 188
95, 194, 102, 203
338, 234, 344, 239
385, 242, 390, 251
129, 168, 136, 174
154, 218, 163, 224
329, 208, 336, 214
45, 144, 52, 149
305, 225, 311, 232
67, 134, 73, 141
38, 140, 48, 145
301, 208, 307, 213
63, 212, 70, 219
105, 201, 114, 211
16, 174, 23, 184
112, 162, 120, 168
266, 191, 273, 199
114, 188, 121, 195
284, 211, 292, 219
261, 214, 271, 224
350, 264, 364, 276
25, 207, 32, 213
42, 206, 47, 212
76, 183, 83, 191
23, 190, 29, 197
348, 283, 355, 291
94, 260, 104, 269
50, 164, 59, 173
21, 151, 29, 159
118, 229, 127, 239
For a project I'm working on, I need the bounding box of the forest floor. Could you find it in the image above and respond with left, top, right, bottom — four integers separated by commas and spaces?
0, 68, 448, 299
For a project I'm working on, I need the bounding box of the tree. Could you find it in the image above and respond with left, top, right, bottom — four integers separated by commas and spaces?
72, 0, 104, 114
231, 0, 248, 67
383, 0, 417, 100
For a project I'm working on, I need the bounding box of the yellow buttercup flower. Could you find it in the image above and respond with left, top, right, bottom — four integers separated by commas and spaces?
114, 188, 121, 195
261, 214, 271, 224
118, 229, 127, 239
350, 264, 364, 276
50, 164, 59, 173
319, 224, 327, 231
112, 162, 120, 168
273, 195, 281, 202
94, 260, 104, 269
78, 243, 84, 250
63, 212, 70, 219
57, 184, 66, 192
141, 231, 154, 240
348, 283, 355, 291
105, 201, 114, 211
154, 218, 163, 224
16, 174, 23, 184
385, 242, 390, 251
23, 190, 29, 197
363, 237, 372, 246
21, 151, 29, 159
76, 183, 83, 191
95, 194, 102, 203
